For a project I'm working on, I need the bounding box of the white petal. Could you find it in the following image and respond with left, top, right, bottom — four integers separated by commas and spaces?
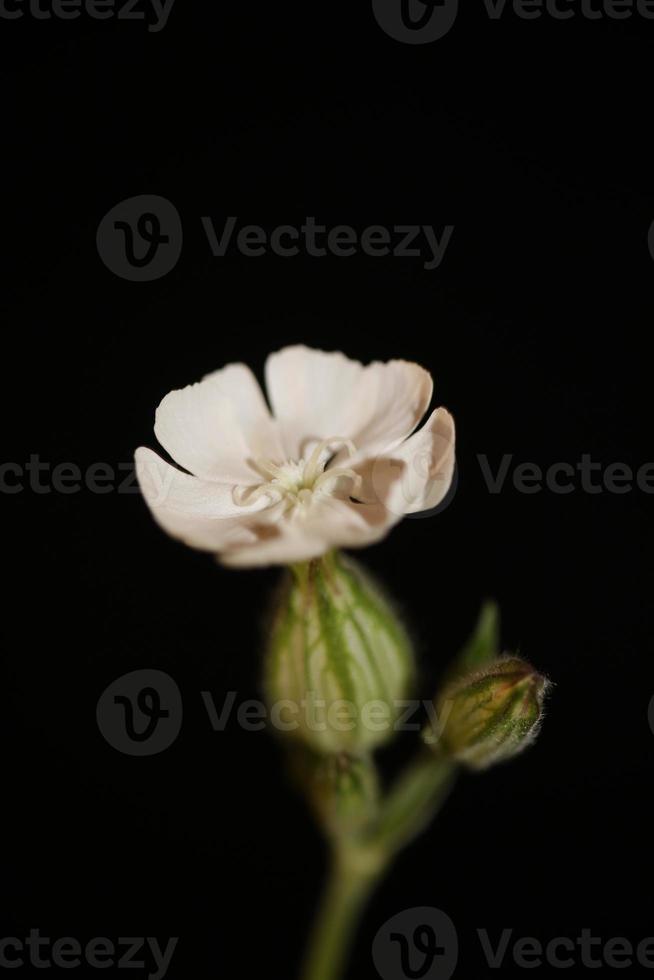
265, 345, 432, 461
220, 526, 327, 568
368, 408, 456, 516
135, 447, 274, 552
219, 497, 397, 568
307, 496, 398, 550
154, 363, 283, 483
344, 359, 434, 465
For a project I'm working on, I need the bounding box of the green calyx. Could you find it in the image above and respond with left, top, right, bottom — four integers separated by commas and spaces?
435, 656, 550, 770
264, 551, 415, 755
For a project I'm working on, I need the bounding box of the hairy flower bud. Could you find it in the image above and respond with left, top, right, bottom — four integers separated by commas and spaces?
264, 551, 414, 755
431, 656, 550, 770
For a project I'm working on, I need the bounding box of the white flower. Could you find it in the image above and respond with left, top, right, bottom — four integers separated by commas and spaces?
135, 345, 455, 568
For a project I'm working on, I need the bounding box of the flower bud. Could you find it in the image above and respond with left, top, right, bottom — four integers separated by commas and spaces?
431, 657, 549, 770
264, 551, 414, 755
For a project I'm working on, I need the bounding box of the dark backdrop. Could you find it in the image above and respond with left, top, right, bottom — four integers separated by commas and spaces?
1, 3, 652, 978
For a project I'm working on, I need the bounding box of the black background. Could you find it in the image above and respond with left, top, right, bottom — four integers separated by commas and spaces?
1, 2, 653, 977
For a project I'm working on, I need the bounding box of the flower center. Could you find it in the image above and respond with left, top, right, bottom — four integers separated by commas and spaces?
234, 437, 361, 513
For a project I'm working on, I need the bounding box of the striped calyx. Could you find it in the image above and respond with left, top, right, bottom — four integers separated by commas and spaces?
264, 551, 415, 755
434, 656, 549, 770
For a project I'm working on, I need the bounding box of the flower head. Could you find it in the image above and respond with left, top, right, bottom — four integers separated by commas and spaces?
431, 656, 550, 770
135, 345, 455, 567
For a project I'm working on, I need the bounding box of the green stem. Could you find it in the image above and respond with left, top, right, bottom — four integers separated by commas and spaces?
301, 845, 384, 980
301, 754, 457, 980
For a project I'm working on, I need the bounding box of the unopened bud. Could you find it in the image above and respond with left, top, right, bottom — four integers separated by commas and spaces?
431, 656, 550, 770
264, 551, 414, 755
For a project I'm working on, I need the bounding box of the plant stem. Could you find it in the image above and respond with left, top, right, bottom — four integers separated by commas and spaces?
301, 845, 384, 980
301, 754, 456, 980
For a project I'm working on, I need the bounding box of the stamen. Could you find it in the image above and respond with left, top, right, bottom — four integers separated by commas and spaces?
233, 483, 282, 507
253, 457, 286, 481
313, 467, 362, 497
303, 437, 357, 486
233, 437, 360, 514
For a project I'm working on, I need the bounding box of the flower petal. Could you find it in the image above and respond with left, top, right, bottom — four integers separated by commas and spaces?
265, 345, 432, 461
220, 524, 326, 568
368, 408, 456, 516
344, 359, 434, 466
135, 447, 274, 552
307, 496, 398, 550
220, 497, 396, 568
154, 363, 283, 483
